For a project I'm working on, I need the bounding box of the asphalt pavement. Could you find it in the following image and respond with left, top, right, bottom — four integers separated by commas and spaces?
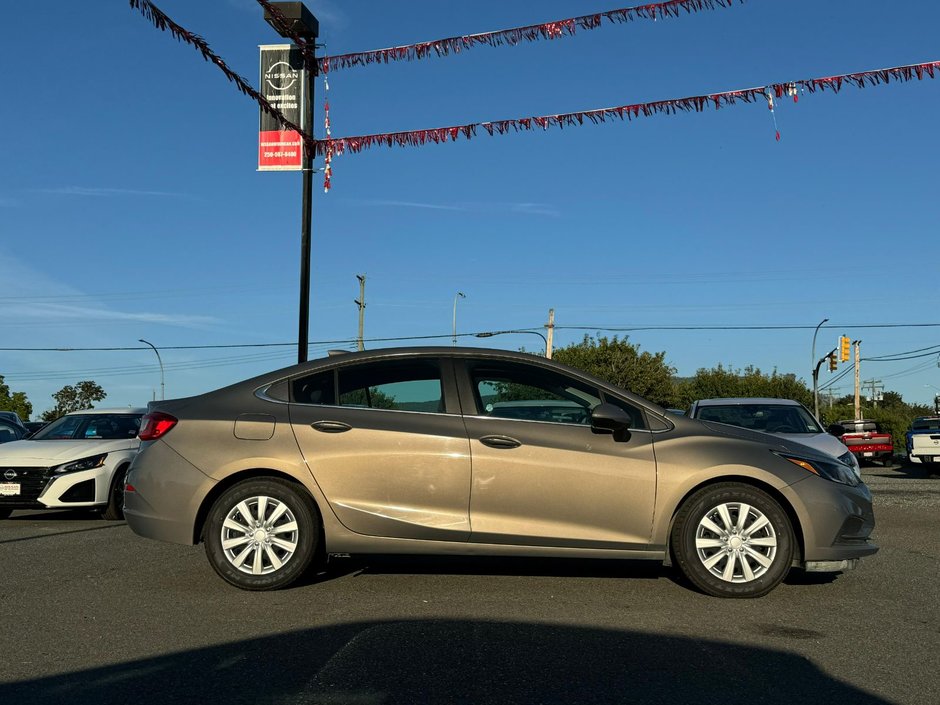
0, 462, 938, 705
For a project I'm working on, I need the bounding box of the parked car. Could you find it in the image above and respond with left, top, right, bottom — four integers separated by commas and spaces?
905, 416, 940, 467
22, 421, 48, 437
0, 408, 146, 521
835, 419, 894, 466
125, 348, 877, 598
686, 398, 860, 477
0, 419, 26, 444
0, 411, 27, 433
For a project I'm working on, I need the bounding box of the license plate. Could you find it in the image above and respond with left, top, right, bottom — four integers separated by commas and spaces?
0, 482, 20, 496
863, 452, 873, 457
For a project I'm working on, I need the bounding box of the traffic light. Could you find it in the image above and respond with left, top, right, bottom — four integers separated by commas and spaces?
828, 354, 838, 372
840, 335, 851, 362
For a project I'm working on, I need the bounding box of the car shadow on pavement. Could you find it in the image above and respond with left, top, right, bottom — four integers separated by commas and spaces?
316, 554, 669, 581
0, 619, 891, 705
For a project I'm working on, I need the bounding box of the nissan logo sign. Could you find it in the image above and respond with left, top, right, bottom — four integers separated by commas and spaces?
3, 469, 17, 480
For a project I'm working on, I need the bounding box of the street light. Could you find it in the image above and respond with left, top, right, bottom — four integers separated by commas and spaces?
452, 292, 466, 346
812, 317, 829, 420
475, 330, 548, 356
262, 2, 319, 364
139, 339, 165, 401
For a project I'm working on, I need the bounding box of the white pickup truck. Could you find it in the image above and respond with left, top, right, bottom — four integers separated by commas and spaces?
905, 416, 940, 467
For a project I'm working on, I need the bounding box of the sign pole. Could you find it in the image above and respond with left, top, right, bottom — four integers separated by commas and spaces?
260, 3, 320, 364
298, 59, 314, 363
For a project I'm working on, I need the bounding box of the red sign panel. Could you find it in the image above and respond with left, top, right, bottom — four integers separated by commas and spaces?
259, 45, 306, 171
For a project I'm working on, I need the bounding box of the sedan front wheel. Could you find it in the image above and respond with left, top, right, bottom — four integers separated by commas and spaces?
204, 478, 319, 591
672, 483, 794, 598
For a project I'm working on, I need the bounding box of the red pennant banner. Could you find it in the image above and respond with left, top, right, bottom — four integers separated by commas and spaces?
313, 61, 940, 158
310, 0, 744, 74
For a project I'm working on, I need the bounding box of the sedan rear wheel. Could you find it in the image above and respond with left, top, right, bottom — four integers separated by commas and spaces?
672, 483, 793, 598
204, 478, 318, 590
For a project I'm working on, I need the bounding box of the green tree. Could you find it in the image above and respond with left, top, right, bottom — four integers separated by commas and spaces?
675, 364, 813, 410
553, 335, 677, 407
0, 375, 33, 421
40, 381, 107, 422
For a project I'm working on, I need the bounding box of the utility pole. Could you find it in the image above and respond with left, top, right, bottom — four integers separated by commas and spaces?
545, 308, 555, 360
864, 379, 884, 406
355, 274, 366, 351
854, 340, 862, 421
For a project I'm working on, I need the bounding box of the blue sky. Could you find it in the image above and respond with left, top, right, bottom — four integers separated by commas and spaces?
2, 0, 939, 418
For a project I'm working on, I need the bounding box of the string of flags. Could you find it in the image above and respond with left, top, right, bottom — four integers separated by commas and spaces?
310, 0, 744, 74
131, 1, 939, 193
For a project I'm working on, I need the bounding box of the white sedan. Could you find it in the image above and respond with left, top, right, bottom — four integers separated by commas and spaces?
0, 408, 145, 520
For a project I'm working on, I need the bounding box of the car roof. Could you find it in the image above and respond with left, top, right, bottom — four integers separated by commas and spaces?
692, 398, 802, 407
64, 408, 148, 416
187, 346, 669, 416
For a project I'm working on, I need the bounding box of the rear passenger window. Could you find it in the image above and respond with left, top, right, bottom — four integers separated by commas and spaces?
339, 360, 443, 412
292, 371, 335, 405
292, 361, 444, 412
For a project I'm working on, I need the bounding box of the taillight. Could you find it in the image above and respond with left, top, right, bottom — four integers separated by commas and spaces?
139, 412, 178, 441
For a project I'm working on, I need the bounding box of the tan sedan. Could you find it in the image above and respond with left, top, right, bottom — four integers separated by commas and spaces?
125, 348, 877, 598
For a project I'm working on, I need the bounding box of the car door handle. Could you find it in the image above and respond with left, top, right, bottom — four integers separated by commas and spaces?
479, 435, 522, 449
311, 421, 352, 434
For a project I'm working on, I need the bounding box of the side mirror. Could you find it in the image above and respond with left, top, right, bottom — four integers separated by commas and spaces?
591, 403, 632, 434
827, 423, 846, 437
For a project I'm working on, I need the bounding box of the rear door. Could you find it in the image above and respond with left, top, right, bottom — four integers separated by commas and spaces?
289, 357, 472, 541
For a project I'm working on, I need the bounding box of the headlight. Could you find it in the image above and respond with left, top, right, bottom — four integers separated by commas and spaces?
838, 450, 862, 479
777, 452, 860, 487
52, 454, 108, 475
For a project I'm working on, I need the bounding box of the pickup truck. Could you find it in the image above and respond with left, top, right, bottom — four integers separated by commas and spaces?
836, 419, 893, 465
905, 416, 940, 467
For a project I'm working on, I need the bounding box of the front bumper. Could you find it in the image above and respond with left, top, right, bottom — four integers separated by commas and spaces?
0, 465, 114, 510
784, 475, 878, 566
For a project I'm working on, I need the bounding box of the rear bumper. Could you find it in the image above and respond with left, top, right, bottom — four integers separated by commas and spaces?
124, 440, 214, 545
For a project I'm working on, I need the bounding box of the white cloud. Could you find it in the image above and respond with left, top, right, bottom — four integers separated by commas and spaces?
353, 198, 561, 217
31, 186, 191, 198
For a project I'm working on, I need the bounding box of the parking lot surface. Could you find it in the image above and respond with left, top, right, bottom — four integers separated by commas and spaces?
1, 463, 938, 704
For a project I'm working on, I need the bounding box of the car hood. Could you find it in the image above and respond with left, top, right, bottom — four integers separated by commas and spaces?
0, 439, 139, 464
770, 431, 851, 460
697, 421, 837, 462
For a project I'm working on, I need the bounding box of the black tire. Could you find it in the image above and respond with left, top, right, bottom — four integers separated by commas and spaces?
0, 508, 12, 520
671, 483, 794, 598
101, 466, 128, 521
204, 477, 318, 591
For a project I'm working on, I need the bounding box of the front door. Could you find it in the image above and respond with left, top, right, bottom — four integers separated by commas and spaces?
458, 359, 657, 549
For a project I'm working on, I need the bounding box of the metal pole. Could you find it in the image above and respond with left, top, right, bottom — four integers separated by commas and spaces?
297, 55, 314, 364
854, 340, 862, 421
452, 292, 466, 346
355, 274, 366, 351
545, 308, 555, 360
138, 339, 165, 401
812, 317, 828, 419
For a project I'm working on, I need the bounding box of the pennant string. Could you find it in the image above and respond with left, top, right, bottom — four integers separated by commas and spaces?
315, 60, 940, 157
313, 0, 745, 74
130, 0, 308, 146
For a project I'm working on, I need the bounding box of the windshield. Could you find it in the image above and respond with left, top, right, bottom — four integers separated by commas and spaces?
912, 418, 940, 431
31, 413, 142, 441
696, 403, 823, 434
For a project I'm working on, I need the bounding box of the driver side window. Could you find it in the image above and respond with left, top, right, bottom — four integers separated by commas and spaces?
468, 361, 601, 426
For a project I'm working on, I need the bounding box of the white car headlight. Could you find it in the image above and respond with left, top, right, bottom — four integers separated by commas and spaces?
53, 453, 108, 475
